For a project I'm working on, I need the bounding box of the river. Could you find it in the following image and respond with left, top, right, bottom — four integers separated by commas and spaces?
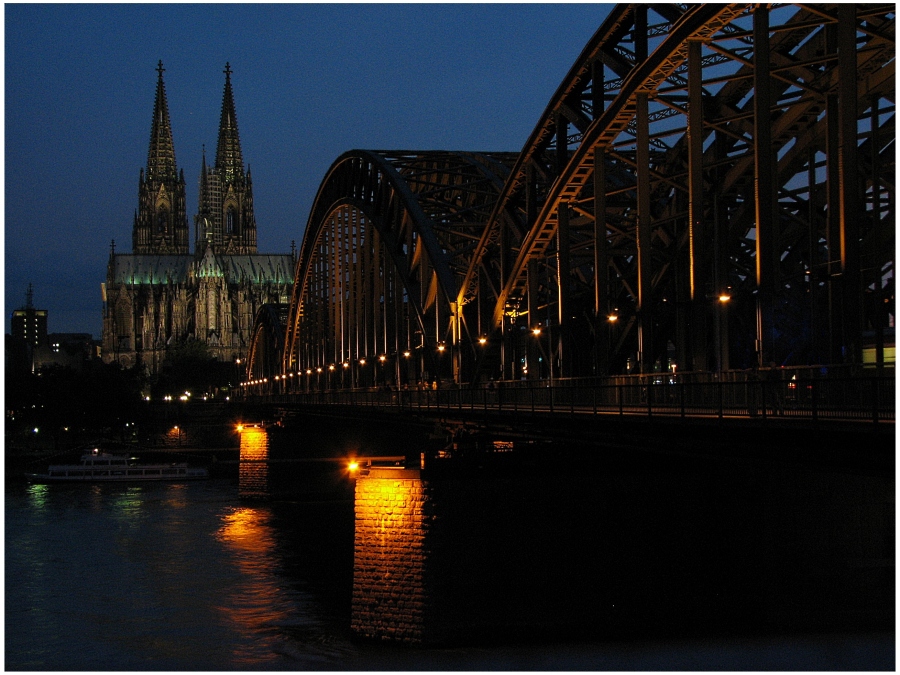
5, 472, 893, 670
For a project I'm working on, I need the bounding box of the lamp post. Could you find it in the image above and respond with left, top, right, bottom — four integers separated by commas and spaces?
533, 323, 554, 411
715, 290, 731, 373
437, 343, 446, 387
532, 324, 554, 383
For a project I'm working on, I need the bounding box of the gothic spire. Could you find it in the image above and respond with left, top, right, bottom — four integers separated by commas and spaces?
147, 60, 177, 181
214, 62, 244, 178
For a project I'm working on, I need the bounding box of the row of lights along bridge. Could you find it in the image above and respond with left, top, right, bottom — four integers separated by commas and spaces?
241, 295, 733, 392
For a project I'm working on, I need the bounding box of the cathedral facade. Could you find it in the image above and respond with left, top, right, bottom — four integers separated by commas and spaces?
102, 62, 294, 375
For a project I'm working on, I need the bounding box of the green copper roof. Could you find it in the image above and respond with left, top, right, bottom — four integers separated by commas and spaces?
111, 253, 294, 286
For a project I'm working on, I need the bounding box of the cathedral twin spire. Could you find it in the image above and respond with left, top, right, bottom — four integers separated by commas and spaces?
147, 61, 177, 183
215, 63, 243, 179
133, 61, 256, 256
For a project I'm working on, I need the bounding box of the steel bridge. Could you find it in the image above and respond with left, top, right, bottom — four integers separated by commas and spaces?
244, 3, 894, 422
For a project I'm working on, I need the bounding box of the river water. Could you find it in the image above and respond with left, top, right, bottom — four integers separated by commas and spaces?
5, 472, 893, 670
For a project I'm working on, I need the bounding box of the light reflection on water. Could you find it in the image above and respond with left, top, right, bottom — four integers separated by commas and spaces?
216, 506, 294, 666
5, 479, 356, 670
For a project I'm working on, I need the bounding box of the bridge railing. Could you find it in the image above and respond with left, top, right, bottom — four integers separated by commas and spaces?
257, 367, 894, 424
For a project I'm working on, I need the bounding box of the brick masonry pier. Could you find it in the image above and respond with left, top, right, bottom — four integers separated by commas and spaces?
351, 468, 428, 643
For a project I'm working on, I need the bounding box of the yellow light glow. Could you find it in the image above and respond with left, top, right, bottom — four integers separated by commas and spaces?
239, 426, 269, 462
437, 344, 445, 352
608, 314, 618, 323
478, 337, 487, 345
348, 461, 359, 472
237, 424, 244, 433
718, 294, 731, 303
532, 326, 542, 336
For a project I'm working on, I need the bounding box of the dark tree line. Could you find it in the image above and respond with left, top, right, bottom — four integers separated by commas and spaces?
6, 361, 147, 452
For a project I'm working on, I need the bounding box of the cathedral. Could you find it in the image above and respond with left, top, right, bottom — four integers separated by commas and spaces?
102, 62, 295, 375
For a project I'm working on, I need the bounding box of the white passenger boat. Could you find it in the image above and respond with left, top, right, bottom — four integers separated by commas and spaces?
28, 448, 209, 483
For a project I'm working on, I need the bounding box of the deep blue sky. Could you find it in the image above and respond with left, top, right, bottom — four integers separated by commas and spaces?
5, 3, 612, 338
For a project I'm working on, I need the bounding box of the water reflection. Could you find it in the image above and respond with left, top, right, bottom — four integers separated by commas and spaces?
109, 486, 146, 528
216, 505, 298, 666
25, 482, 49, 509
162, 482, 188, 509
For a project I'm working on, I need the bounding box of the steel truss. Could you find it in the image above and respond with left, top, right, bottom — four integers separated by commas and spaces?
251, 3, 894, 391
246, 303, 288, 384
281, 150, 517, 389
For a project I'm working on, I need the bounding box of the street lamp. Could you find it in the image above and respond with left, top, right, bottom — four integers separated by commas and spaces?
715, 290, 731, 373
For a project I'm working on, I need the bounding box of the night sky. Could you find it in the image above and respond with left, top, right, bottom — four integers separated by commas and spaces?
5, 3, 612, 337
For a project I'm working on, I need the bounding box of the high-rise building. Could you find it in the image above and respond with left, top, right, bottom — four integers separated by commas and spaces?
102, 62, 294, 375
11, 284, 48, 349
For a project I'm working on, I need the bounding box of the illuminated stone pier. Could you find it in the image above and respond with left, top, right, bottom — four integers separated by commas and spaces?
238, 425, 270, 498
351, 468, 429, 643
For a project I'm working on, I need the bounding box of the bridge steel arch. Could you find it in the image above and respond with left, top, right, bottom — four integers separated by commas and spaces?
244, 303, 289, 393
281, 150, 517, 390
253, 3, 893, 391
467, 3, 894, 379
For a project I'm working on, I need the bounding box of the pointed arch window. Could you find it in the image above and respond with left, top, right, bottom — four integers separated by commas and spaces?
157, 209, 169, 234
226, 207, 237, 234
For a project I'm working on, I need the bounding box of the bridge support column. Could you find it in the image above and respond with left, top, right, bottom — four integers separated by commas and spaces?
557, 202, 572, 378
634, 6, 652, 373
753, 6, 777, 367
527, 258, 540, 379
593, 148, 609, 376
352, 468, 428, 643
836, 4, 861, 364
687, 39, 709, 372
